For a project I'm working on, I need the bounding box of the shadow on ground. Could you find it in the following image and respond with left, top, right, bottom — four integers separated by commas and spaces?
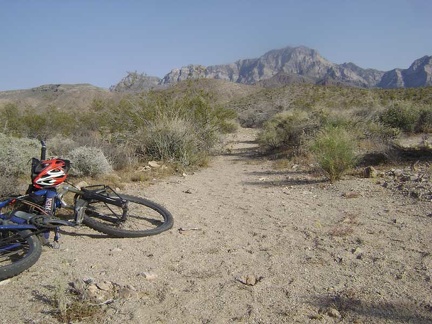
310, 294, 432, 323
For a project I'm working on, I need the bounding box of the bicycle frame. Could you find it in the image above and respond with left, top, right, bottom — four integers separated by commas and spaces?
54, 184, 128, 223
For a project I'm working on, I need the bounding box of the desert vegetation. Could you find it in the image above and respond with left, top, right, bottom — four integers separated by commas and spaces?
0, 80, 431, 191
250, 85, 432, 180
0, 86, 237, 195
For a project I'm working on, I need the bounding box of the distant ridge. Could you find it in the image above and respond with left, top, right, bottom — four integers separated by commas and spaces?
0, 83, 112, 112
111, 46, 432, 91
1, 46, 430, 95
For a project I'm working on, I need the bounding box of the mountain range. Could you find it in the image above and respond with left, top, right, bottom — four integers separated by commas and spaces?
111, 46, 432, 91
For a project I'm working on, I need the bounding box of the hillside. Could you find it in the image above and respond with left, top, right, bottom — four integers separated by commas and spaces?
0, 83, 114, 112
2, 79, 432, 131
158, 79, 260, 104
0, 79, 260, 113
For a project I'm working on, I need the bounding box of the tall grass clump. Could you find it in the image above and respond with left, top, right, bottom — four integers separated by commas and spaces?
67, 147, 113, 177
310, 126, 358, 182
138, 117, 205, 166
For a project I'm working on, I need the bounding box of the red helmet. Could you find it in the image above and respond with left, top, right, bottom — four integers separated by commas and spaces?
31, 158, 70, 189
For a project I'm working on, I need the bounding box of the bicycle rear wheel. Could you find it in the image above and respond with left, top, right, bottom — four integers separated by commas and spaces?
0, 229, 42, 280
82, 194, 173, 238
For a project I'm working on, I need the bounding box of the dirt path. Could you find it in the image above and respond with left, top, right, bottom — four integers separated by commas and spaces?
1, 128, 432, 323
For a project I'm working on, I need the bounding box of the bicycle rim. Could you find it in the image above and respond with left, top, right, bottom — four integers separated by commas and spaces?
0, 229, 42, 280
82, 194, 173, 238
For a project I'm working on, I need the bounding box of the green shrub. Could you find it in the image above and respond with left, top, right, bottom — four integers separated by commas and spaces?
114, 92, 236, 167
67, 146, 112, 176
0, 104, 78, 138
415, 106, 432, 133
379, 101, 420, 133
310, 126, 358, 182
257, 109, 322, 152
0, 103, 23, 136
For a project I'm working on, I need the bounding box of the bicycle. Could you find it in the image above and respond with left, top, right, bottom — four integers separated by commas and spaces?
0, 140, 174, 280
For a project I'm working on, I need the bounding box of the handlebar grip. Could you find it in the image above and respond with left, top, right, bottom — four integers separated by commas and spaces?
40, 140, 47, 160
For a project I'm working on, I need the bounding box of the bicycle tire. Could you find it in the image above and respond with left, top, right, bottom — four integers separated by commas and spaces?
0, 229, 42, 280
82, 194, 173, 238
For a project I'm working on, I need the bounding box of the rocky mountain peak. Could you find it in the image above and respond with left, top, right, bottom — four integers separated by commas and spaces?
159, 46, 382, 88
110, 71, 161, 92
378, 55, 432, 88
111, 46, 432, 91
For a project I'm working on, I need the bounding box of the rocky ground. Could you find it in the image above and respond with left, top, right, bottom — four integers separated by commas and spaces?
0, 127, 431, 323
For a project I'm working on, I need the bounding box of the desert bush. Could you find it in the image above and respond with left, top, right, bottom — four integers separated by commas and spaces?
415, 106, 432, 133
379, 101, 421, 133
0, 134, 40, 196
101, 142, 139, 170
0, 104, 78, 138
0, 134, 39, 176
257, 109, 322, 152
137, 117, 206, 166
44, 135, 79, 158
40, 279, 105, 323
0, 103, 23, 136
111, 91, 237, 167
0, 173, 18, 197
67, 146, 112, 176
310, 126, 358, 182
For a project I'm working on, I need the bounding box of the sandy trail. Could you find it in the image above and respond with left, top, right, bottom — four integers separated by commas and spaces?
1, 127, 431, 323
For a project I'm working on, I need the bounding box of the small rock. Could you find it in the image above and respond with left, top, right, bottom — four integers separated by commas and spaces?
327, 307, 341, 318
87, 284, 99, 295
75, 181, 89, 189
139, 272, 158, 280
0, 279, 11, 286
245, 274, 256, 286
342, 191, 360, 198
148, 161, 161, 168
87, 283, 111, 302
236, 274, 261, 286
393, 169, 403, 177
118, 286, 138, 299
351, 247, 363, 254
97, 281, 114, 291
364, 166, 377, 178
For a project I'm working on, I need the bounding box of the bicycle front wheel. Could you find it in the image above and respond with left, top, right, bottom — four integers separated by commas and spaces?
0, 229, 42, 281
82, 194, 173, 238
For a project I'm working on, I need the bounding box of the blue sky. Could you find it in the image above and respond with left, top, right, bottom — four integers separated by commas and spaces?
1, 0, 431, 91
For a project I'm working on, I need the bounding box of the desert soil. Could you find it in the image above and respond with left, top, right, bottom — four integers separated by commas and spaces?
1, 127, 432, 324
